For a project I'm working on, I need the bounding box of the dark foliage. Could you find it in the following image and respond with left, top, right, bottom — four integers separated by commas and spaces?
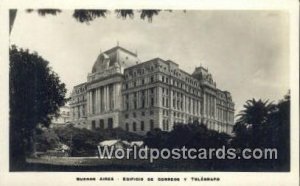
53, 125, 102, 156
36, 127, 60, 152
9, 45, 67, 170
232, 92, 290, 170
26, 9, 62, 16
140, 10, 160, 22
144, 122, 231, 149
115, 10, 134, 19
94, 127, 143, 141
25, 9, 163, 23
72, 10, 107, 23
47, 125, 143, 156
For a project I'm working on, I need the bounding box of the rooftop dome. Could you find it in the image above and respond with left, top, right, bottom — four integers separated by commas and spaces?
91, 46, 140, 73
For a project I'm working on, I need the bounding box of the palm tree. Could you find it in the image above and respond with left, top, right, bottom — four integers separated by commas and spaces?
233, 99, 275, 148
236, 99, 275, 127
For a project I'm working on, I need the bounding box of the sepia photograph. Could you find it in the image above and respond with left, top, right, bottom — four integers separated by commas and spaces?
8, 9, 291, 172
1, 1, 298, 185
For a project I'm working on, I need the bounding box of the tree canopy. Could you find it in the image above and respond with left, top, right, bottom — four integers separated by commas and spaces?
9, 45, 68, 170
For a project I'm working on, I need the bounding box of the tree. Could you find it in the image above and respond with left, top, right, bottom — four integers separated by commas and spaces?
232, 93, 290, 170
144, 128, 169, 149
233, 99, 275, 148
236, 99, 275, 127
267, 91, 290, 169
9, 45, 68, 170
9, 9, 177, 34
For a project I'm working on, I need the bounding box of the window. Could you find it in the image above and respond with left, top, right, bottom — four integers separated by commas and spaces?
141, 121, 144, 131
150, 120, 154, 130
100, 119, 104, 129
78, 106, 81, 118
133, 81, 136, 87
150, 110, 154, 115
173, 99, 176, 108
151, 97, 154, 106
91, 120, 96, 130
162, 76, 165, 82
125, 114, 128, 119
142, 79, 145, 85
141, 111, 145, 116
166, 120, 169, 131
134, 101, 137, 109
141, 99, 145, 108
150, 88, 154, 94
82, 105, 85, 116
126, 123, 129, 131
109, 84, 114, 110
133, 122, 137, 131
108, 118, 113, 129
150, 76, 154, 83
133, 112, 136, 118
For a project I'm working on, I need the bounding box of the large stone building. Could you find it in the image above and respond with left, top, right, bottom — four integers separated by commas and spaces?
70, 46, 235, 135
50, 105, 71, 128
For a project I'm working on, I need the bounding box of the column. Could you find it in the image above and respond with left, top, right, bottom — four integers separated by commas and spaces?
117, 83, 121, 110
89, 91, 93, 115
113, 83, 116, 110
99, 87, 102, 113
87, 92, 90, 116
95, 88, 98, 114
214, 97, 216, 119
183, 95, 185, 112
106, 86, 109, 111
103, 86, 107, 111
107, 86, 110, 111
97, 88, 101, 114
203, 93, 206, 117
198, 100, 201, 116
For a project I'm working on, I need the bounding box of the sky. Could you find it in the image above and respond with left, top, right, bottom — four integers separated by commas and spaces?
10, 10, 290, 114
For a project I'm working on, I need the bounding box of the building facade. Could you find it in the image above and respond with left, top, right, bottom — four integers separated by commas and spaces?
50, 105, 71, 128
70, 46, 235, 135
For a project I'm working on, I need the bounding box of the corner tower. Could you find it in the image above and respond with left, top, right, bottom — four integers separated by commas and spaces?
86, 46, 139, 130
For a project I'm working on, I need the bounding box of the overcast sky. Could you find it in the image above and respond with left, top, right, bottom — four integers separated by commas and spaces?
10, 10, 289, 114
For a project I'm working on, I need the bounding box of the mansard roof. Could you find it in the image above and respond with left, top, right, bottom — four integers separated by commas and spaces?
92, 46, 139, 73
104, 46, 137, 57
